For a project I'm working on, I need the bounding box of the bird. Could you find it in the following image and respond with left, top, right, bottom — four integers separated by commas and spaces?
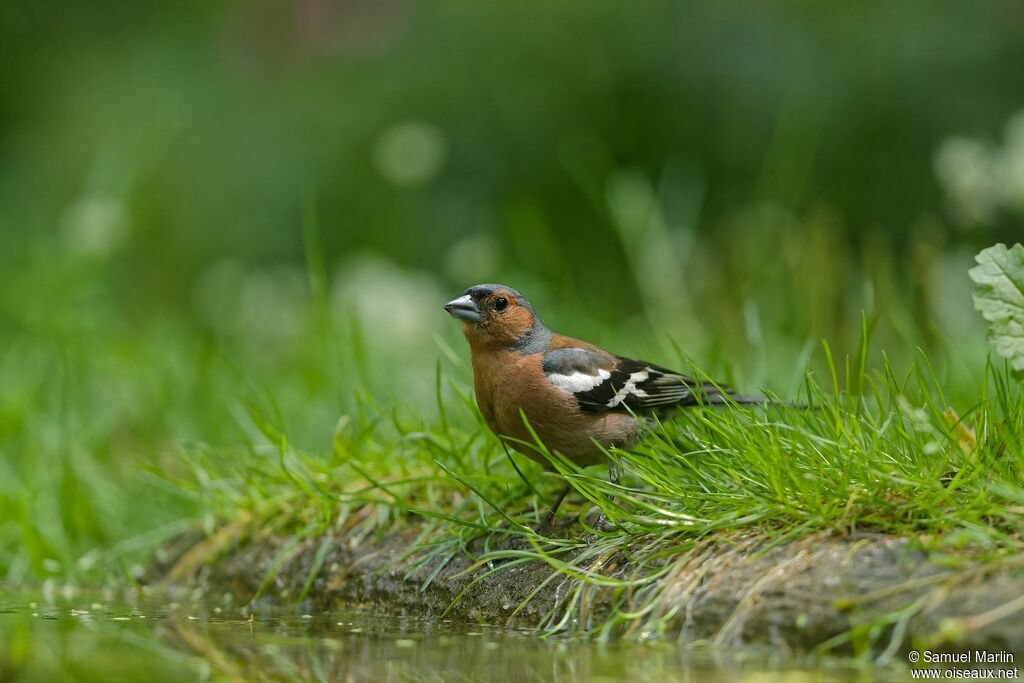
443, 283, 764, 531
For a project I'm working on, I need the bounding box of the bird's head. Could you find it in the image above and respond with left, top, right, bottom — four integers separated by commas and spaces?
443, 284, 549, 351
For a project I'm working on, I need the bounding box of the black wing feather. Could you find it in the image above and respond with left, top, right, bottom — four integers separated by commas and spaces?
574, 357, 700, 413
542, 347, 758, 413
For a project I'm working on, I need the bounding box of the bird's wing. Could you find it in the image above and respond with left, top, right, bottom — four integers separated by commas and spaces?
542, 346, 731, 413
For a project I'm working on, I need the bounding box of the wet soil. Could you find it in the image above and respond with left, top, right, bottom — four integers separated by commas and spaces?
158, 522, 1024, 656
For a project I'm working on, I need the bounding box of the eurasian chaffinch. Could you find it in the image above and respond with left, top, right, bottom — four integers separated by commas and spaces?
444, 283, 762, 528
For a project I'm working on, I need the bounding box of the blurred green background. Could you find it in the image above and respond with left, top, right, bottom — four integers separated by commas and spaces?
1, 1, 1023, 583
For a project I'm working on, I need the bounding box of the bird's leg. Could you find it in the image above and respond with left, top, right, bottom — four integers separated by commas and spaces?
592, 455, 620, 533
536, 484, 571, 534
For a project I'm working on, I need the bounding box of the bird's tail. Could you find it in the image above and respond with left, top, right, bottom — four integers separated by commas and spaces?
704, 391, 767, 406
702, 384, 801, 408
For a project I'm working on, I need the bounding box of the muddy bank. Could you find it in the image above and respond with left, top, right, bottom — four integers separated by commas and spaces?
159, 522, 1024, 656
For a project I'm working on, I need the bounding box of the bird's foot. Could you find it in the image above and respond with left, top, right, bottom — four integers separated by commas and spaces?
534, 515, 556, 535
580, 508, 618, 543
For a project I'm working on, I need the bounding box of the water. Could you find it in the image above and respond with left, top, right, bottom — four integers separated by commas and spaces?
0, 585, 906, 682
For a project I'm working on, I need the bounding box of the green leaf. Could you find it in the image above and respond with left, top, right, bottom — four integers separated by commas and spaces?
970, 243, 1024, 377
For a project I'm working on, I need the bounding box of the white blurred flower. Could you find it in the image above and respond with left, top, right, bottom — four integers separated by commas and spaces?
444, 232, 498, 283
61, 196, 130, 257
934, 137, 998, 226
193, 260, 309, 353
237, 266, 308, 346
998, 111, 1024, 213
935, 108, 1024, 226
373, 121, 447, 187
331, 254, 445, 343
331, 254, 448, 406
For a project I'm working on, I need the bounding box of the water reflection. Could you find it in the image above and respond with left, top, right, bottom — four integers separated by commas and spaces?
0, 586, 903, 682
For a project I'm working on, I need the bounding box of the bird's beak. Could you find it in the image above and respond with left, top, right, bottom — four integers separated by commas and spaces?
443, 294, 482, 322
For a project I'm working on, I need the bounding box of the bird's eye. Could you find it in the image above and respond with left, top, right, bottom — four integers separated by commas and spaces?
494, 297, 508, 311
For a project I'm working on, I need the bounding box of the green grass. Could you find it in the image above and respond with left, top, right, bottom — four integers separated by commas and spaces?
1, 218, 1021, 658
160, 336, 1024, 654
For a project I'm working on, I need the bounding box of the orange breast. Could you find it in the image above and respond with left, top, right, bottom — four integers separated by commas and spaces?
472, 351, 641, 468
